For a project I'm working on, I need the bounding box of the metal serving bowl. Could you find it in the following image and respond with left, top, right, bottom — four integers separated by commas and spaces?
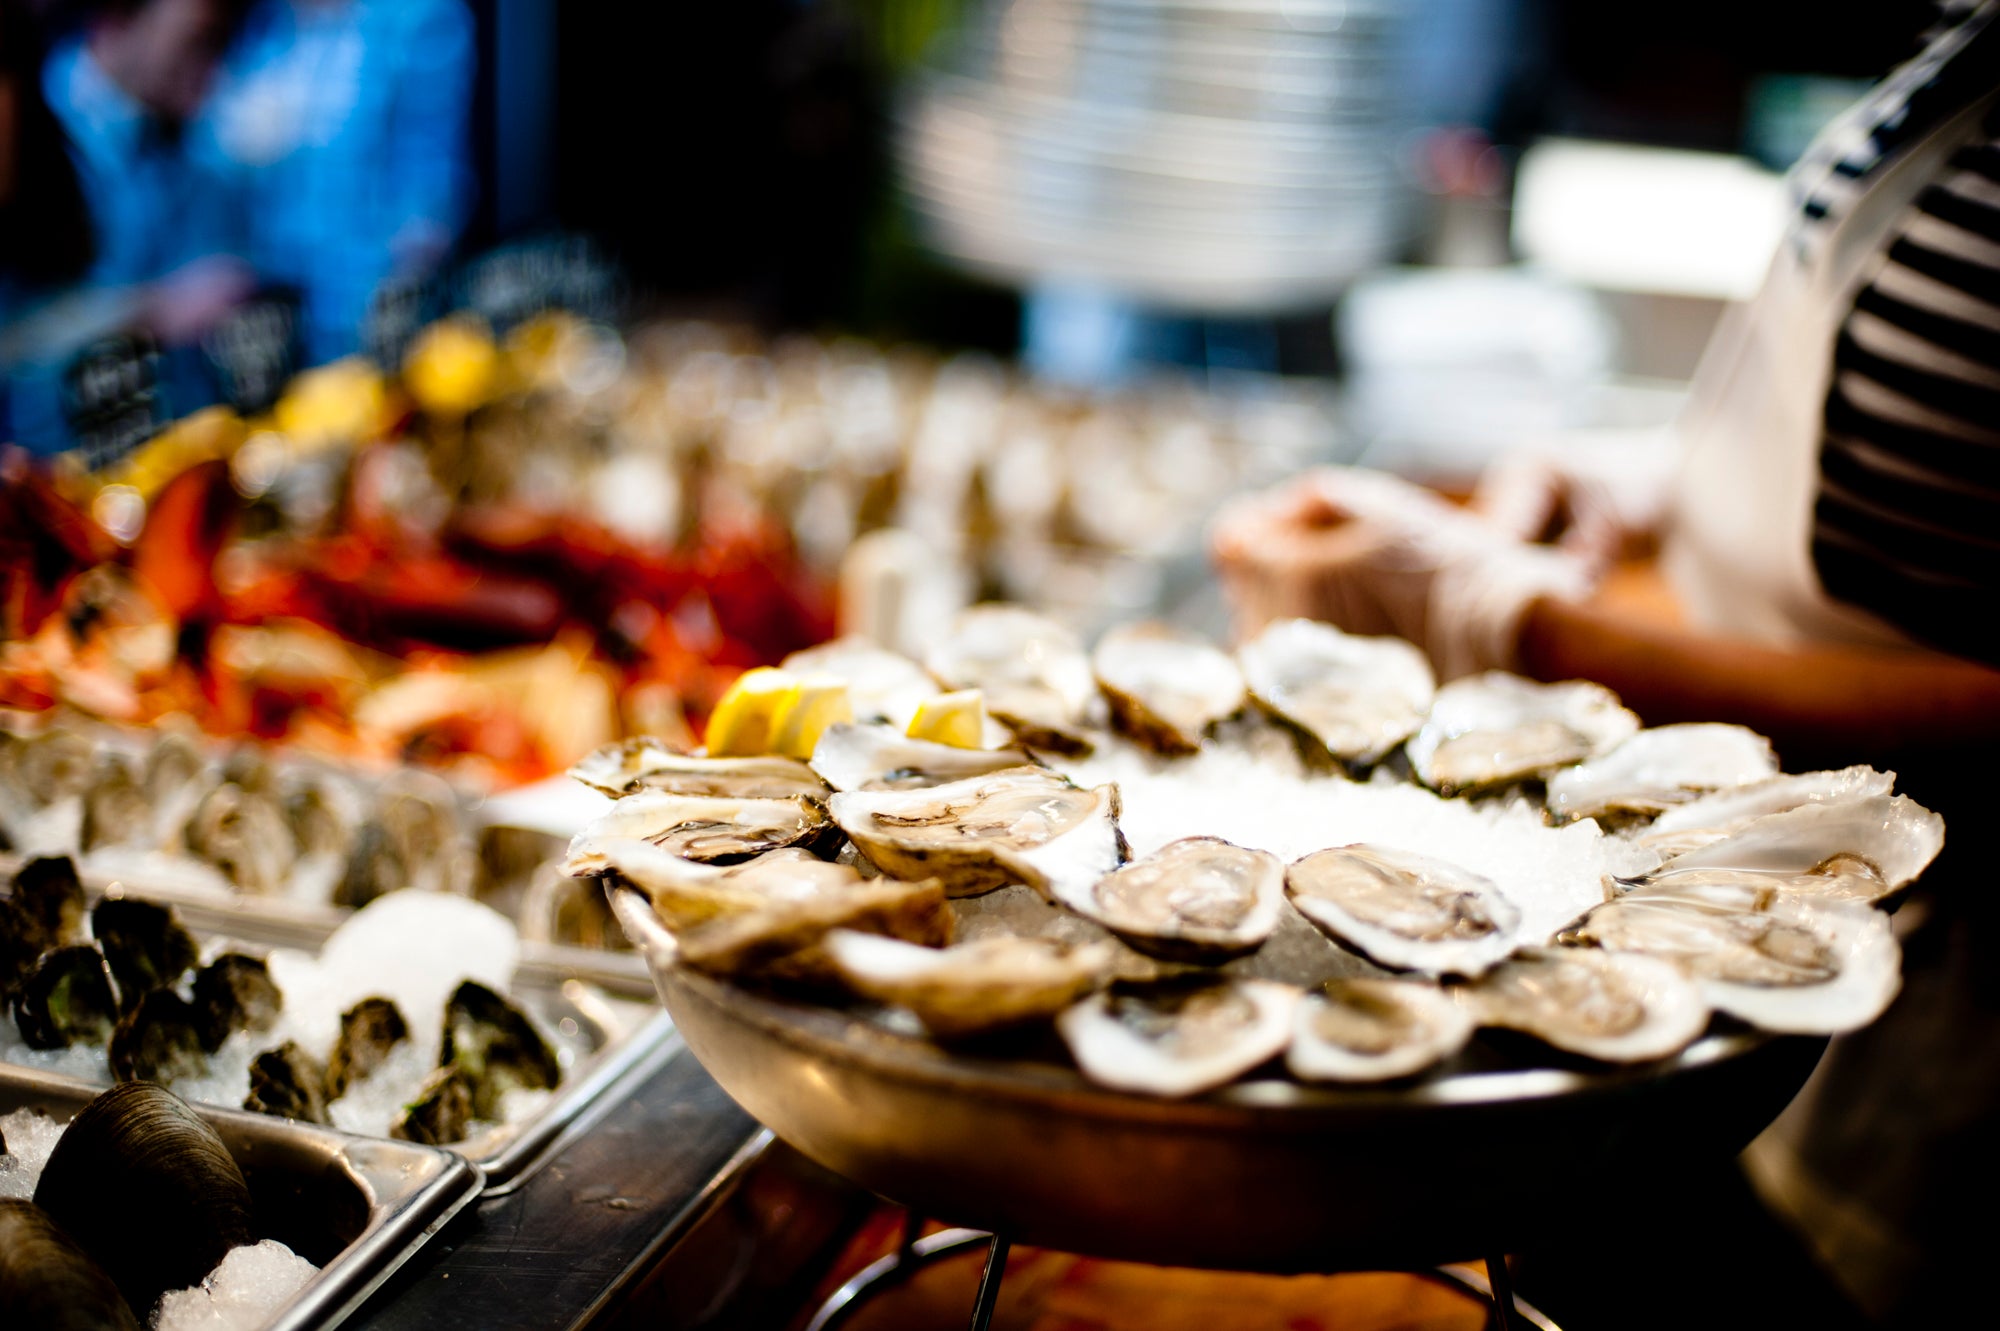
613, 889, 1822, 1273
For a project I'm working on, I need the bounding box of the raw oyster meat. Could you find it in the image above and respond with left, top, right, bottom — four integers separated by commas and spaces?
569, 739, 826, 801
1461, 947, 1707, 1062
1284, 845, 1523, 977
830, 767, 1124, 901
1563, 882, 1900, 1033
1238, 619, 1435, 766
1287, 978, 1474, 1083
824, 929, 1113, 1039
1544, 724, 1778, 825
673, 876, 953, 983
1092, 623, 1246, 755
809, 722, 1030, 792
1054, 836, 1283, 963
1636, 766, 1897, 857
1634, 794, 1944, 904
1057, 976, 1299, 1098
783, 637, 941, 730
570, 791, 835, 863
1406, 673, 1639, 795
925, 605, 1097, 754
568, 836, 863, 930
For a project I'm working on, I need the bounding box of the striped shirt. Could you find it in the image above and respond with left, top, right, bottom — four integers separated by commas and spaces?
1809, 5, 2000, 663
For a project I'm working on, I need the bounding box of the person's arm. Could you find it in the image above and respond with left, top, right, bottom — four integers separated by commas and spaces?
1517, 594, 2000, 765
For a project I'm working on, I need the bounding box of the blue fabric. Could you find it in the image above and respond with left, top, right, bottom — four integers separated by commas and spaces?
197, 0, 476, 362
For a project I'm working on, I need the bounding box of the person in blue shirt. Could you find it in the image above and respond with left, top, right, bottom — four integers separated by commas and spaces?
3, 0, 252, 454
197, 0, 475, 364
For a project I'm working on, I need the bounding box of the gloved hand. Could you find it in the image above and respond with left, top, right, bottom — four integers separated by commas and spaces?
1210, 466, 1596, 679
1472, 431, 1677, 567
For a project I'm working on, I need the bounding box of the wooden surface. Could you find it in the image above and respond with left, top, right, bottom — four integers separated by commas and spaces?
790, 1212, 1497, 1331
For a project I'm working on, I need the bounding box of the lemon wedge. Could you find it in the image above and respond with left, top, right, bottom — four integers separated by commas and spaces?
773, 675, 854, 760
907, 689, 988, 749
704, 668, 797, 757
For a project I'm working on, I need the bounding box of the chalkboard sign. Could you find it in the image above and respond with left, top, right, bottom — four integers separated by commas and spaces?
454, 235, 620, 333
61, 333, 165, 473
201, 289, 301, 414
363, 271, 444, 370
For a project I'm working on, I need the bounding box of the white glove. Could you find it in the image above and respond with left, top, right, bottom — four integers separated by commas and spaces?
1211, 467, 1595, 679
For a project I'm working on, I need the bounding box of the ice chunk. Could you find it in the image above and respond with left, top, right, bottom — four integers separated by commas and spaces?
153, 1240, 319, 1331
316, 891, 519, 1040
0, 1107, 67, 1198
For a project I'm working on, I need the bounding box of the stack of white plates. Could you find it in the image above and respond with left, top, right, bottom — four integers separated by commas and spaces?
896, 0, 1416, 312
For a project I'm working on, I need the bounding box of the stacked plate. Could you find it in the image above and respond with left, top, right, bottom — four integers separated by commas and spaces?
897, 0, 1416, 312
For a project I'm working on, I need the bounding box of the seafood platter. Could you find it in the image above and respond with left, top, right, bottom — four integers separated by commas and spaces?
1, 1069, 481, 1331
574, 605, 1941, 1269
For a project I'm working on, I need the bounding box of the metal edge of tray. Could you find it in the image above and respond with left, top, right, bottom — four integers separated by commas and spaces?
0, 864, 673, 1192
0, 1063, 485, 1331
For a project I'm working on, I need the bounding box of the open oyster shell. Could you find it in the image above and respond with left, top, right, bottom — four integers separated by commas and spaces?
1461, 947, 1708, 1063
925, 605, 1097, 754
824, 929, 1113, 1039
1092, 623, 1247, 755
1636, 766, 1899, 858
1407, 673, 1639, 795
1055, 836, 1283, 963
1633, 794, 1944, 904
1284, 845, 1524, 978
829, 767, 1124, 900
568, 739, 827, 801
1563, 882, 1900, 1034
569, 791, 835, 863
1057, 975, 1299, 1098
1287, 978, 1474, 1083
673, 877, 954, 983
1238, 619, 1435, 766
783, 637, 941, 730
1544, 724, 1778, 825
567, 836, 861, 930
809, 722, 1032, 792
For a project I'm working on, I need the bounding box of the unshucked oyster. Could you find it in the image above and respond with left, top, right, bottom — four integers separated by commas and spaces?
830, 767, 1123, 900
1284, 845, 1523, 977
1057, 975, 1299, 1098
1238, 619, 1435, 766
1054, 836, 1283, 962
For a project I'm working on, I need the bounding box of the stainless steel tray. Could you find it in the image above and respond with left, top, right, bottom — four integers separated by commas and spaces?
0, 864, 679, 1191
615, 887, 1824, 1273
0, 1064, 484, 1331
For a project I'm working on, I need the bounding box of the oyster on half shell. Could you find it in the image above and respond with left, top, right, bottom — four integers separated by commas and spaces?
1544, 724, 1778, 825
1284, 845, 1524, 977
824, 929, 1114, 1039
925, 605, 1097, 754
809, 722, 1031, 792
1092, 623, 1247, 755
783, 637, 941, 730
830, 767, 1124, 901
1287, 978, 1474, 1083
566, 836, 861, 930
570, 791, 835, 863
1636, 766, 1898, 858
1563, 882, 1900, 1034
1407, 673, 1639, 795
1238, 619, 1435, 766
1055, 836, 1284, 962
568, 739, 827, 801
1633, 794, 1944, 905
673, 876, 953, 984
1057, 975, 1299, 1098
1461, 947, 1708, 1062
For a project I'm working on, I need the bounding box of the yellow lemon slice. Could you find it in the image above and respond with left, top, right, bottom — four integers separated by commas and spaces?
772, 676, 854, 760
704, 668, 797, 757
906, 690, 988, 749
404, 316, 502, 417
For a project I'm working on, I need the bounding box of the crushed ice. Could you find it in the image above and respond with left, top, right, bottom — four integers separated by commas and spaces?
152, 1240, 319, 1331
